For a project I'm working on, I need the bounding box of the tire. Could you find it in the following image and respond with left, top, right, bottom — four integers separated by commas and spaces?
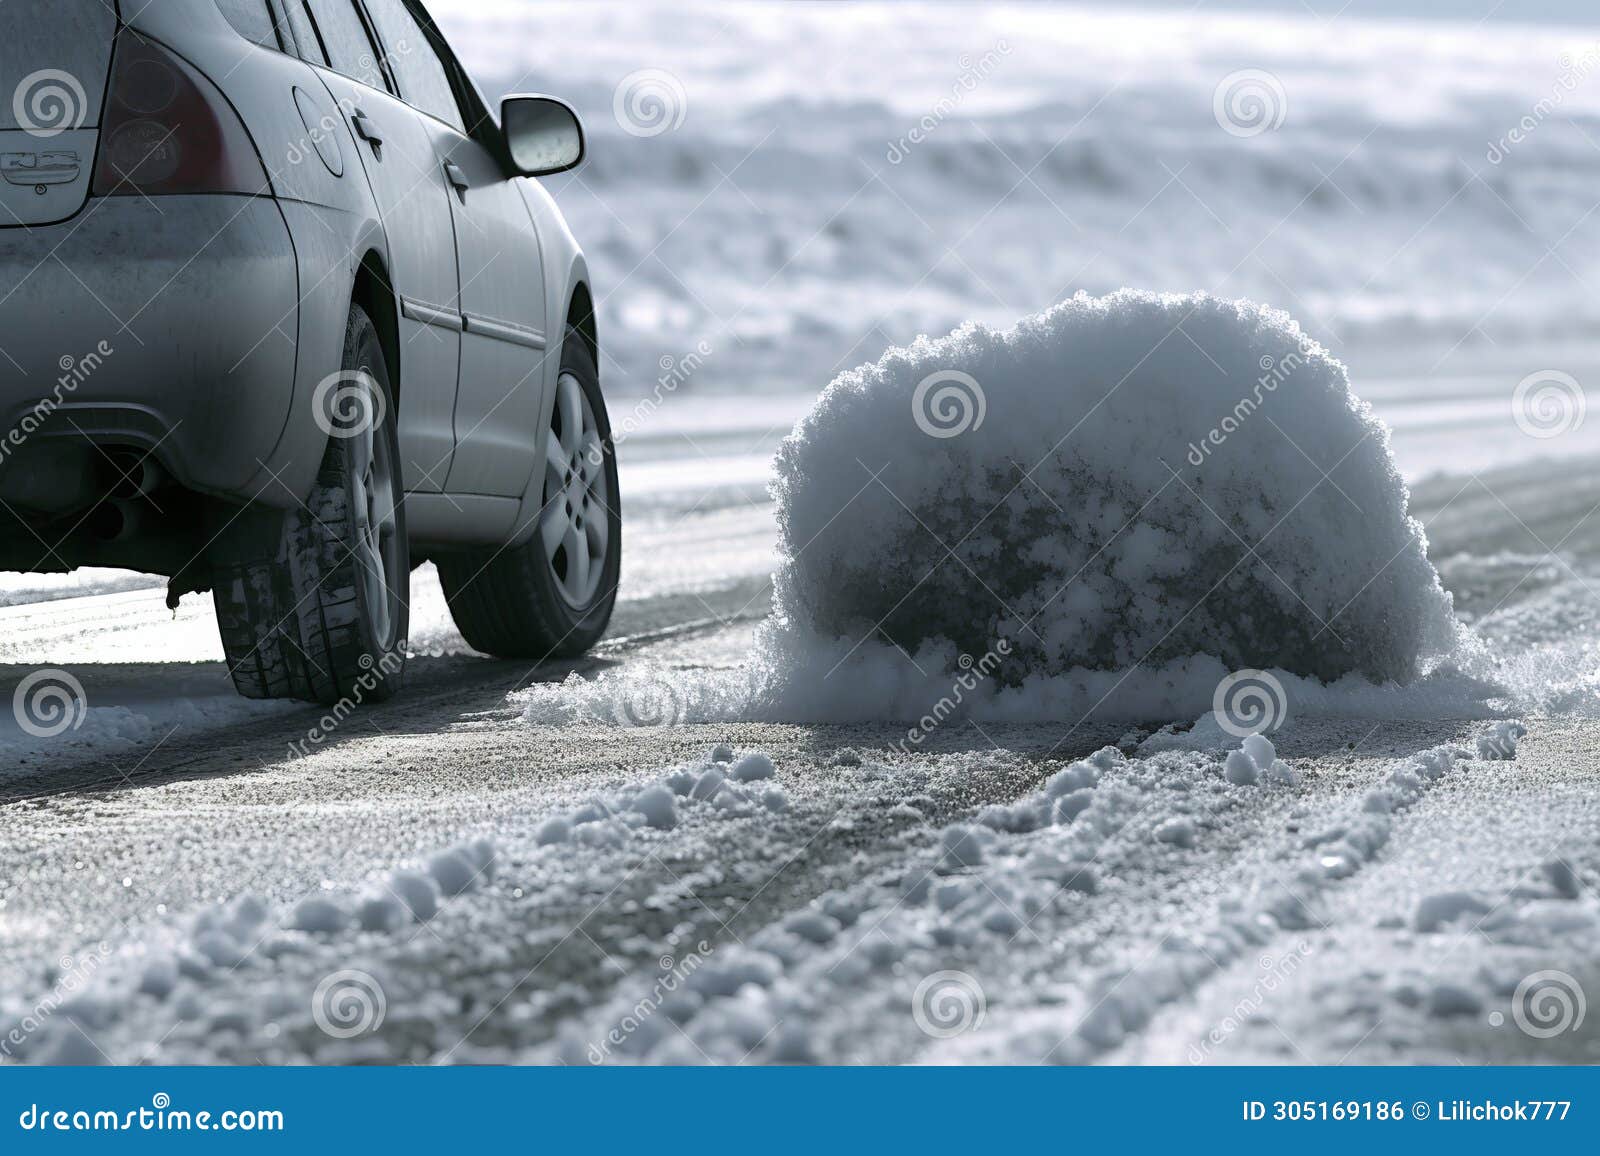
212, 304, 409, 705
437, 329, 620, 660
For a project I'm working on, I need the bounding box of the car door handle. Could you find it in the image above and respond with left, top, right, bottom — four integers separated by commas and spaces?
350, 110, 383, 148
443, 159, 469, 198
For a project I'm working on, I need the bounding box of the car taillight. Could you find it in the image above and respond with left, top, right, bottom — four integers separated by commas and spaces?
92, 32, 268, 197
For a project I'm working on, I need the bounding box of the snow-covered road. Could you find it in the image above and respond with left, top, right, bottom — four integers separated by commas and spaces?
2, 373, 1598, 1066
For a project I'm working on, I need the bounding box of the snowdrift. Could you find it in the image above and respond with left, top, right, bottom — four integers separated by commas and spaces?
520, 291, 1482, 730
769, 291, 1458, 690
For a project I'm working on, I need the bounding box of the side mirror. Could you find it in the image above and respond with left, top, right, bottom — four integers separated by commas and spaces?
501, 95, 584, 176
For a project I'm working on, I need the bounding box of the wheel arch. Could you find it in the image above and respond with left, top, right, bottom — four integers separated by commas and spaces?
352, 250, 402, 408
566, 281, 597, 372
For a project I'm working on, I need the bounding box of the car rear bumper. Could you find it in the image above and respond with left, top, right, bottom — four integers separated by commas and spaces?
0, 193, 300, 504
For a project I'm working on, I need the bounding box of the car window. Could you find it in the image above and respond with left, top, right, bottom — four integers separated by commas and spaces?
361, 0, 466, 133
215, 0, 281, 49
280, 1, 328, 65
303, 0, 387, 90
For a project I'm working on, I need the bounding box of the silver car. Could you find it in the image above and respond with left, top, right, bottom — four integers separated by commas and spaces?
0, 0, 619, 704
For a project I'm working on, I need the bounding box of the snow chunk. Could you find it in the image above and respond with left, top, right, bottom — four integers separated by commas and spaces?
463, 839, 498, 881
1415, 891, 1491, 933
729, 752, 776, 782
428, 849, 480, 896
630, 785, 679, 830
389, 870, 440, 922
940, 824, 987, 869
1241, 734, 1275, 768
1046, 749, 1119, 796
690, 766, 727, 801
767, 292, 1457, 697
1053, 789, 1095, 823
1154, 817, 1198, 849
1224, 734, 1300, 786
357, 892, 408, 933
1223, 748, 1260, 785
1266, 759, 1302, 787
138, 958, 177, 1000
784, 911, 841, 944
419, 841, 494, 897
287, 895, 348, 934
193, 929, 248, 968
1475, 720, 1526, 760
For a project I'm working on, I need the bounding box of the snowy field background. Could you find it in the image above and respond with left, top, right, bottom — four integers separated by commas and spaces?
439, 0, 1600, 400
5, 1, 1600, 1067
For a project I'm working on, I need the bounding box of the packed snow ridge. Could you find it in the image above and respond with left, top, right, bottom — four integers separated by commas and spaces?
550, 722, 1534, 1064
771, 290, 1457, 688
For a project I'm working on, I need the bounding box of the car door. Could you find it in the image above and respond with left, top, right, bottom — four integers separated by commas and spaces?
361, 0, 550, 499
293, 0, 462, 493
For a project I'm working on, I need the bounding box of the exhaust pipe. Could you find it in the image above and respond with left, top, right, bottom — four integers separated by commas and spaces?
106, 449, 165, 500
88, 498, 143, 543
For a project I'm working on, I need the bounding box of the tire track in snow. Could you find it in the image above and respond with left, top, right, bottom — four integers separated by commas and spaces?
546, 721, 1526, 1064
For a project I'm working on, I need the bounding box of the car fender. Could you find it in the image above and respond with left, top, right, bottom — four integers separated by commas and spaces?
240, 207, 391, 505
509, 176, 593, 547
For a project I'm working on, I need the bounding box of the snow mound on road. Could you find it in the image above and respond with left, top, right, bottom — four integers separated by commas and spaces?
769, 291, 1459, 690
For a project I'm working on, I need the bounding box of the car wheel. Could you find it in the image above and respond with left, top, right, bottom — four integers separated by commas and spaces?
437, 329, 620, 660
213, 303, 409, 705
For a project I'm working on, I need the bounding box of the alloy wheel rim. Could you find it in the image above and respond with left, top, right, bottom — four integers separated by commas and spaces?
348, 371, 399, 648
541, 370, 609, 609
